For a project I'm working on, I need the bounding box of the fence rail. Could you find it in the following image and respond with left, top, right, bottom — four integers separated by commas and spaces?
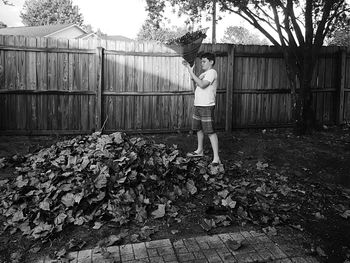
0, 35, 349, 135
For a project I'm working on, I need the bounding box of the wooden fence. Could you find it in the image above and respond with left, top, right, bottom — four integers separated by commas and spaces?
0, 35, 349, 135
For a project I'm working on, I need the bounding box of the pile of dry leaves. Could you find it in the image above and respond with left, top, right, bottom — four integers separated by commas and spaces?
0, 132, 223, 241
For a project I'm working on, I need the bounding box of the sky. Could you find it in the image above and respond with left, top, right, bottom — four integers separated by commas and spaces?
0, 0, 257, 41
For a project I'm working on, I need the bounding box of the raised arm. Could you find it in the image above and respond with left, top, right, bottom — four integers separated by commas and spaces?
182, 61, 211, 89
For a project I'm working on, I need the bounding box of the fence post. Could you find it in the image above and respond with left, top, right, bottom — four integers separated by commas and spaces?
337, 47, 346, 125
95, 47, 104, 131
225, 45, 235, 131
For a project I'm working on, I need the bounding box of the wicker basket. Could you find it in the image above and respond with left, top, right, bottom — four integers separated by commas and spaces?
165, 28, 208, 66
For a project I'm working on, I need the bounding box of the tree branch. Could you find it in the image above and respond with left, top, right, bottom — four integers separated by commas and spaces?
314, 1, 334, 47
270, 2, 287, 47
241, 7, 282, 46
304, 0, 313, 46
286, 0, 305, 45
248, 5, 289, 43
219, 1, 281, 45
322, 3, 349, 40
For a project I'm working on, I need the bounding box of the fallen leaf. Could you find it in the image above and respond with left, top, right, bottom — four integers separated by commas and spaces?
54, 213, 67, 226
256, 161, 268, 170
95, 172, 108, 189
10, 252, 22, 263
12, 210, 25, 222
93, 222, 103, 230
341, 210, 350, 219
135, 205, 147, 223
225, 239, 242, 251
68, 239, 86, 250
199, 218, 215, 231
54, 248, 66, 258
39, 200, 50, 211
316, 246, 327, 257
130, 234, 140, 243
61, 193, 75, 207
186, 179, 197, 195
0, 179, 9, 187
29, 246, 41, 253
221, 196, 236, 209
218, 189, 230, 199
152, 204, 166, 219
315, 212, 325, 220
290, 224, 304, 231
32, 222, 52, 239
262, 226, 277, 236
0, 157, 6, 168
105, 234, 124, 246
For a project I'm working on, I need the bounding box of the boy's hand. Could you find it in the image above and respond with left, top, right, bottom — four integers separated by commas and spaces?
182, 60, 194, 77
182, 60, 192, 68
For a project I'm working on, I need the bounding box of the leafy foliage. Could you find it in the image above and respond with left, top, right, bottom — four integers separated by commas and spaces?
20, 0, 84, 26
1, 0, 12, 5
221, 25, 269, 45
328, 24, 350, 47
145, 0, 167, 28
137, 21, 188, 42
0, 21, 7, 28
146, 0, 213, 25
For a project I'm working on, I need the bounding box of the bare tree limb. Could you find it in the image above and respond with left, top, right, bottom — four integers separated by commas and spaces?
286, 0, 305, 45
219, 1, 281, 45
247, 5, 289, 43
323, 3, 349, 40
305, 0, 313, 46
314, 1, 336, 47
270, 2, 287, 47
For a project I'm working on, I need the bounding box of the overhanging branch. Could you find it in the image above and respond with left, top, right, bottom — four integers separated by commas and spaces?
286, 0, 305, 45
271, 3, 287, 47
219, 1, 281, 46
314, 1, 334, 46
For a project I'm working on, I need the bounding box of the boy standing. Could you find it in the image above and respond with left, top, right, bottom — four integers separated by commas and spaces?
182, 52, 220, 165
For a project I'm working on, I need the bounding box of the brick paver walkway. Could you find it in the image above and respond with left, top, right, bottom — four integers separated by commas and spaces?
37, 231, 319, 263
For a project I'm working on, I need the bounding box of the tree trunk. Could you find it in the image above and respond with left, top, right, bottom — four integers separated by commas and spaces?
284, 47, 317, 135
284, 60, 299, 128
296, 48, 317, 134
283, 49, 300, 132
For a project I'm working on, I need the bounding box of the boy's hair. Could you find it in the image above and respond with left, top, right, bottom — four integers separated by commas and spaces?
200, 52, 216, 66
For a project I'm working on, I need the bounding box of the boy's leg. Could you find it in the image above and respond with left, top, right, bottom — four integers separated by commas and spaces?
200, 106, 220, 164
208, 133, 220, 163
187, 106, 204, 157
195, 130, 204, 154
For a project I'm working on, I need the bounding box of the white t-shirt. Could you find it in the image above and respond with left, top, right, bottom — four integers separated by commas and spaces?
194, 69, 218, 106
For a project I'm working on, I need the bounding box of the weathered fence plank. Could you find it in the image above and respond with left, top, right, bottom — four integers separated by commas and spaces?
225, 45, 234, 131
95, 47, 104, 131
338, 48, 347, 124
27, 37, 37, 131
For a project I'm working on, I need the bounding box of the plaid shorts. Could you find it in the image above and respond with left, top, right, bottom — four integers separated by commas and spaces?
192, 106, 215, 134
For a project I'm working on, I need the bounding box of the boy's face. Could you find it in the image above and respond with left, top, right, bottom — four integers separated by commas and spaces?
201, 57, 213, 71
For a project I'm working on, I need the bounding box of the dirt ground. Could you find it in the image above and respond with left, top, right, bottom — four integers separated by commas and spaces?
0, 127, 349, 262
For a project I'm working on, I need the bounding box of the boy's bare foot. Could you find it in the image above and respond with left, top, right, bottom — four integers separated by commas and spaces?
211, 159, 221, 166
186, 150, 204, 157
